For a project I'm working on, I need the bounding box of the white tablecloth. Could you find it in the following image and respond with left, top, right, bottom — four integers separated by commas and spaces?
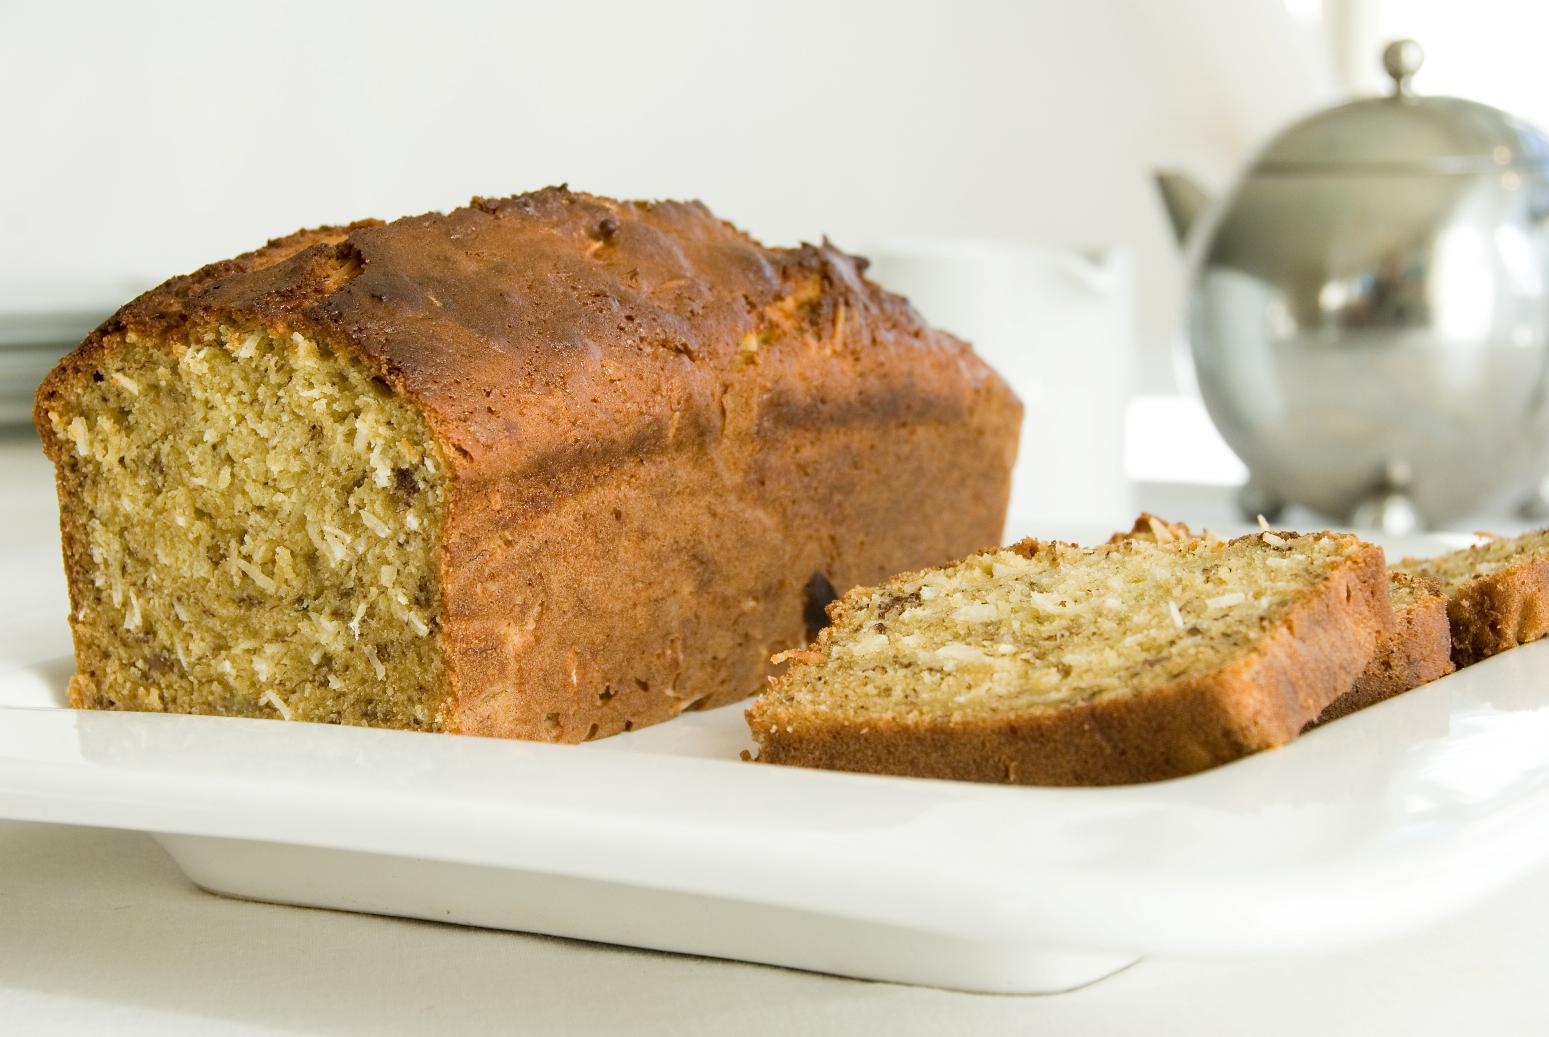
5, 817, 1549, 1036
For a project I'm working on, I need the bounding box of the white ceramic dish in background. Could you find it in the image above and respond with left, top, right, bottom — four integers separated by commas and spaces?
0, 282, 144, 425
863, 240, 1136, 529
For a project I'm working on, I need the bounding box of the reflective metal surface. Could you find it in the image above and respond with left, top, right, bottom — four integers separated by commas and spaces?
1186, 41, 1549, 526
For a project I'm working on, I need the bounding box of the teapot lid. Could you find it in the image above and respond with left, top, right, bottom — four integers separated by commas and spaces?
1250, 40, 1549, 176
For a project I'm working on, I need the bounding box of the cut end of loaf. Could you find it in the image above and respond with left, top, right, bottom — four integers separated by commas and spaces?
39, 326, 450, 729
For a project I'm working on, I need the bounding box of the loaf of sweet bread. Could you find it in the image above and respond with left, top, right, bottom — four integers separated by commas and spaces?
747, 530, 1393, 785
34, 188, 1022, 741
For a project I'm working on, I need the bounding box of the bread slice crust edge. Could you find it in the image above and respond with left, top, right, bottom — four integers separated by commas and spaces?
1442, 557, 1549, 667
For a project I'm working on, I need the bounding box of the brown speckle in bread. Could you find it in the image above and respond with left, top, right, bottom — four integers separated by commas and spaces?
804, 572, 840, 644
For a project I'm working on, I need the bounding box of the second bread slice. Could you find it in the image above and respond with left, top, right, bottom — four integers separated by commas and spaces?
1109, 514, 1453, 728
748, 531, 1393, 785
1307, 571, 1453, 727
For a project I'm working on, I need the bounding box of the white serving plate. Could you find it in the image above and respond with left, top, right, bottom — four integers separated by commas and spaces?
4, 502, 1548, 994
8, 598, 1549, 992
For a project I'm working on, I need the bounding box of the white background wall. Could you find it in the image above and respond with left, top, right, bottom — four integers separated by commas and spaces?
0, 0, 1335, 394
1379, 0, 1549, 129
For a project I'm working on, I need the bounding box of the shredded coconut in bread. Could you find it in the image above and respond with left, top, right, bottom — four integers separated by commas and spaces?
748, 529, 1392, 785
45, 327, 449, 727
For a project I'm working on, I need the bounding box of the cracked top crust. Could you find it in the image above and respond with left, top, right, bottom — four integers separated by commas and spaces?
39, 187, 1010, 492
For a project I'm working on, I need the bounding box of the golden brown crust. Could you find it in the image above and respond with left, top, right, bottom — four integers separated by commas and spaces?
1444, 557, 1549, 667
1308, 572, 1453, 728
749, 535, 1393, 785
36, 188, 1021, 742
1106, 512, 1195, 545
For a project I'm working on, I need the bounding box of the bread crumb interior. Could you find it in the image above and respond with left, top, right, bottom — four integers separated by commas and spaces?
45, 327, 448, 728
1386, 571, 1432, 612
1398, 528, 1549, 595
769, 534, 1352, 722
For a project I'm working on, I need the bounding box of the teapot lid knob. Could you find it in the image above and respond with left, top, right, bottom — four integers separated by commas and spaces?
1383, 39, 1425, 97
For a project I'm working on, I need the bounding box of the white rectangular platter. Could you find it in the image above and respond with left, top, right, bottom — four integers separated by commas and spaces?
5, 487, 1549, 993
8, 593, 1549, 992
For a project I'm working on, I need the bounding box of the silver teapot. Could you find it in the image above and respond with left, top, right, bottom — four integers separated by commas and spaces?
1163, 40, 1549, 532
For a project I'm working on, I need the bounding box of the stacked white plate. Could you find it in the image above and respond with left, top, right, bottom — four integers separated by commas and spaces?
0, 284, 142, 426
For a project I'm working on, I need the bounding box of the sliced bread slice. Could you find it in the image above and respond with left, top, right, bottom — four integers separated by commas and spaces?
1111, 514, 1453, 727
747, 531, 1393, 785
1396, 528, 1549, 666
1306, 571, 1453, 727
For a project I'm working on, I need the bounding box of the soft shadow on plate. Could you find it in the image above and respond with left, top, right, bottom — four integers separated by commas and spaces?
0, 654, 72, 709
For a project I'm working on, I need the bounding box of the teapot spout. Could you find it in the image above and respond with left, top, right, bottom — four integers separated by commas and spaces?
1154, 171, 1213, 246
